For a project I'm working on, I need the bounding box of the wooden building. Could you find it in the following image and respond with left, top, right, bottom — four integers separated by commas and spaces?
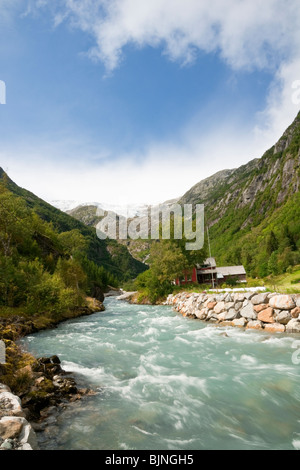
176, 258, 247, 287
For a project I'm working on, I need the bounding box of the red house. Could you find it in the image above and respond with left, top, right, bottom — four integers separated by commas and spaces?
176, 258, 246, 287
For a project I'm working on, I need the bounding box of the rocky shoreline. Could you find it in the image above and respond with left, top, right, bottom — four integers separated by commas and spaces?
165, 291, 300, 333
0, 298, 105, 451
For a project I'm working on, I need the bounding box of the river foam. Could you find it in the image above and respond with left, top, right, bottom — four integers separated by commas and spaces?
20, 298, 300, 450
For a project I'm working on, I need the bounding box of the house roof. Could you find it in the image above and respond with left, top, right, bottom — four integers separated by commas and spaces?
197, 257, 217, 269
216, 266, 246, 276
197, 265, 246, 277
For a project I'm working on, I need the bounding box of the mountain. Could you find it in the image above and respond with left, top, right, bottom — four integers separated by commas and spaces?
180, 110, 300, 277
0, 169, 147, 281
52, 111, 300, 279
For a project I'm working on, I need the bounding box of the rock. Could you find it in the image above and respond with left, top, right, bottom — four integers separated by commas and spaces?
234, 301, 243, 311
217, 312, 226, 322
240, 303, 257, 320
269, 295, 296, 311
264, 323, 286, 333
247, 320, 263, 330
0, 418, 23, 440
17, 443, 33, 451
50, 356, 61, 365
206, 302, 217, 310
251, 293, 269, 305
195, 309, 207, 320
0, 439, 13, 450
0, 392, 25, 418
291, 307, 300, 319
224, 308, 238, 321
275, 311, 292, 325
214, 302, 225, 314
258, 308, 275, 324
17, 418, 38, 450
286, 319, 300, 334
232, 318, 247, 328
254, 304, 269, 313
224, 302, 235, 311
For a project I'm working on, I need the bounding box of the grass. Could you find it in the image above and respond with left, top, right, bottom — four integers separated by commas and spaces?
265, 265, 300, 294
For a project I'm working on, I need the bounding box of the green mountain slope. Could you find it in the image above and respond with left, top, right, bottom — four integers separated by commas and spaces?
180, 111, 300, 277
0, 169, 147, 281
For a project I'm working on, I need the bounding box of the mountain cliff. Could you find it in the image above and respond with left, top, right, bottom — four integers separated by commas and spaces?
180, 111, 300, 276
58, 111, 300, 279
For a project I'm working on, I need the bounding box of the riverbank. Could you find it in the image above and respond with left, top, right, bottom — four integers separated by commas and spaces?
165, 291, 300, 333
0, 297, 105, 450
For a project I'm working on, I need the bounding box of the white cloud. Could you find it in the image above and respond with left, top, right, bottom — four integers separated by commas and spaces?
0, 117, 281, 206
35, 0, 300, 150
2, 0, 300, 206
47, 0, 300, 72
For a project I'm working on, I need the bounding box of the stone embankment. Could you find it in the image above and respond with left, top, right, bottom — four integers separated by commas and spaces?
0, 384, 38, 451
165, 292, 300, 333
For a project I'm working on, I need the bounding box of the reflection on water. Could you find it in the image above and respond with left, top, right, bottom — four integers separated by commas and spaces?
21, 298, 300, 450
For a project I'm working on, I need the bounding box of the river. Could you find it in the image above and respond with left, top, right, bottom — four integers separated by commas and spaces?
20, 298, 300, 450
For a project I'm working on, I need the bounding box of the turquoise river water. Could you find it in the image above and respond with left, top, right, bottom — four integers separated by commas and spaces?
20, 298, 300, 450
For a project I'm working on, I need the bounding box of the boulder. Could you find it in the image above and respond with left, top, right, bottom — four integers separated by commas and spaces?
234, 301, 243, 311
232, 318, 247, 328
254, 304, 269, 313
275, 311, 292, 325
269, 295, 296, 311
206, 302, 217, 310
247, 320, 263, 330
0, 392, 25, 418
258, 308, 275, 324
240, 303, 257, 320
195, 310, 207, 320
291, 307, 300, 319
214, 302, 226, 314
0, 417, 23, 440
251, 293, 269, 305
264, 323, 285, 333
224, 308, 238, 321
286, 319, 300, 334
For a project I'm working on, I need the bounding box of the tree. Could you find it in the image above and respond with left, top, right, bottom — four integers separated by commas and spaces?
266, 231, 278, 256
149, 241, 188, 283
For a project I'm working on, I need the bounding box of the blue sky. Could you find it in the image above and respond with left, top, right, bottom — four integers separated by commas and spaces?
0, 0, 300, 206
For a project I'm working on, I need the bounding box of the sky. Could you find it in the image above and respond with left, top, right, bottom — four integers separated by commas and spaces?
0, 0, 300, 207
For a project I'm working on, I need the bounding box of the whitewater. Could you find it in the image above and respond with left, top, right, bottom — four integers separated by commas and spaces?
20, 298, 300, 450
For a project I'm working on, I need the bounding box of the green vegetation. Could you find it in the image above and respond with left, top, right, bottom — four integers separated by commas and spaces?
0, 181, 119, 321
179, 111, 300, 284
126, 238, 206, 304
0, 168, 147, 282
